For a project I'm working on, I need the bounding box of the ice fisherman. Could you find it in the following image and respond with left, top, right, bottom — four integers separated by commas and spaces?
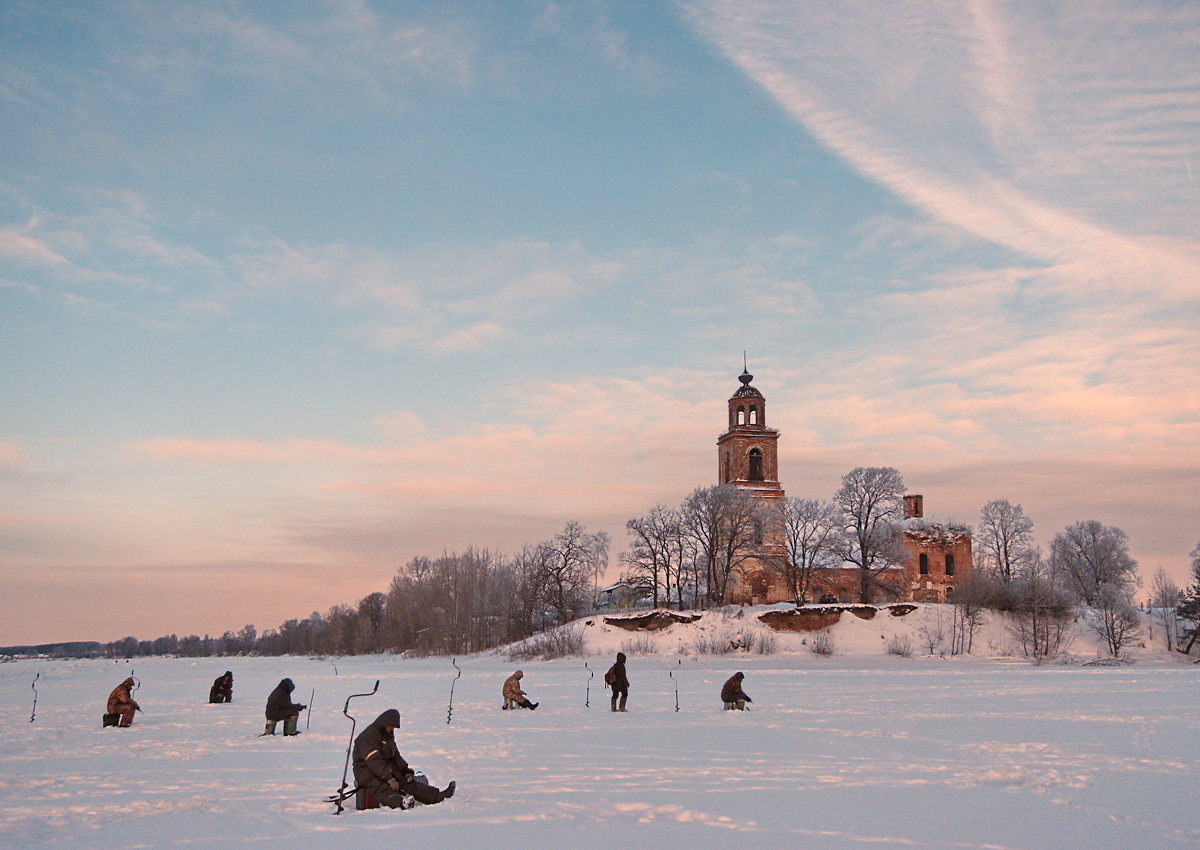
105, 676, 140, 727
502, 670, 538, 710
721, 671, 753, 710
209, 671, 233, 704
353, 709, 456, 807
263, 678, 307, 736
606, 651, 629, 712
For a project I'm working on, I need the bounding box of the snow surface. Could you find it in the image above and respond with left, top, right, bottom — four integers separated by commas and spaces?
2, 606, 1198, 850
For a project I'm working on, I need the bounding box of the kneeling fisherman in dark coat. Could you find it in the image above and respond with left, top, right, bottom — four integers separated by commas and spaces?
209, 671, 233, 704
264, 678, 306, 736
353, 709, 455, 807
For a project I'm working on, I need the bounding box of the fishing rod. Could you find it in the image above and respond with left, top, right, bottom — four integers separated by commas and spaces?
30, 673, 39, 723
446, 658, 461, 725
306, 688, 315, 731
332, 680, 380, 815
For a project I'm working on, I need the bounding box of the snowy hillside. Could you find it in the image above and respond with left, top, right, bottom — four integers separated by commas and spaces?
565, 602, 1178, 662
2, 605, 1197, 850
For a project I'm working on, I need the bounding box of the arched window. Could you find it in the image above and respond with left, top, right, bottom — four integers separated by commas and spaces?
748, 448, 763, 481
919, 553, 929, 575
945, 554, 956, 576
749, 405, 758, 425
737, 407, 746, 426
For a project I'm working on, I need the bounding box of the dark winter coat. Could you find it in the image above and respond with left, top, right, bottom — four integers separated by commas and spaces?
609, 652, 629, 693
353, 709, 410, 795
721, 672, 751, 704
107, 677, 140, 715
209, 672, 233, 703
265, 678, 304, 721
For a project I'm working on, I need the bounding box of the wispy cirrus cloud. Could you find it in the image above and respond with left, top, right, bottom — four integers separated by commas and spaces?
683, 0, 1200, 296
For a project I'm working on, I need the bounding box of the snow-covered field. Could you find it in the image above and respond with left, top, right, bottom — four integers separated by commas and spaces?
2, 607, 1198, 849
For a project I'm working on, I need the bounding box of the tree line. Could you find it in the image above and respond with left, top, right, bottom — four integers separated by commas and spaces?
45, 466, 1200, 662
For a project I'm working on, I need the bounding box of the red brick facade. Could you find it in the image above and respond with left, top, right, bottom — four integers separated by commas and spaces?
718, 369, 972, 605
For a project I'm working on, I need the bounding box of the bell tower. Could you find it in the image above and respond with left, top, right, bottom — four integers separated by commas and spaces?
717, 365, 784, 504
716, 362, 786, 604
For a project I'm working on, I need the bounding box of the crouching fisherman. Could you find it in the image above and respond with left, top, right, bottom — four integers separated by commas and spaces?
210, 671, 233, 704
502, 670, 538, 710
721, 671, 753, 711
104, 677, 140, 727
264, 678, 306, 736
353, 709, 455, 808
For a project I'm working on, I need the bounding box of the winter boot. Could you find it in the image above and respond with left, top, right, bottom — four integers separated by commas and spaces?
530, 702, 539, 710
618, 695, 627, 712
440, 781, 456, 801
263, 721, 277, 736
283, 716, 299, 736
610, 695, 618, 712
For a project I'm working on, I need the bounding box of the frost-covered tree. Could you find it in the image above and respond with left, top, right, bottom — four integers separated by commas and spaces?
977, 499, 1035, 584
1049, 520, 1141, 606
1049, 521, 1142, 656
1149, 567, 1182, 651
771, 497, 841, 604
832, 467, 907, 603
1008, 549, 1077, 661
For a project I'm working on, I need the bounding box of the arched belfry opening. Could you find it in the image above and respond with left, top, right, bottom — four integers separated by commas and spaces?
748, 448, 763, 481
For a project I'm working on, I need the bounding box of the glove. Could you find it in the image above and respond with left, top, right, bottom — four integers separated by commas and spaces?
387, 778, 400, 791
405, 771, 415, 784
298, 705, 307, 712
744, 696, 753, 703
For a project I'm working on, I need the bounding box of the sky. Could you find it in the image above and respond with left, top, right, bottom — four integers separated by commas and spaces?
2, 0, 1198, 645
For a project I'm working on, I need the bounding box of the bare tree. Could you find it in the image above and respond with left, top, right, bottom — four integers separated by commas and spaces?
949, 573, 992, 655
1008, 550, 1077, 662
621, 505, 679, 609
1091, 584, 1142, 657
1049, 520, 1141, 606
833, 467, 907, 603
772, 497, 841, 604
537, 521, 610, 625
1149, 567, 1182, 651
977, 499, 1035, 584
678, 485, 768, 606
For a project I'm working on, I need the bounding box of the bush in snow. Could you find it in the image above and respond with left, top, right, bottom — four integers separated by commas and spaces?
507, 625, 585, 660
809, 630, 836, 657
688, 627, 763, 655
753, 630, 780, 655
886, 633, 914, 658
618, 634, 658, 655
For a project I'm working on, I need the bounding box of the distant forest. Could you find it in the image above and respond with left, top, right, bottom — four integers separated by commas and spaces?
7, 477, 1200, 662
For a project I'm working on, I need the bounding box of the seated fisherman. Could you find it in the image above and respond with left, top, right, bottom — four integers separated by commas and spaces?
353, 709, 456, 807
502, 670, 538, 710
264, 678, 306, 736
721, 671, 753, 710
106, 677, 141, 727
